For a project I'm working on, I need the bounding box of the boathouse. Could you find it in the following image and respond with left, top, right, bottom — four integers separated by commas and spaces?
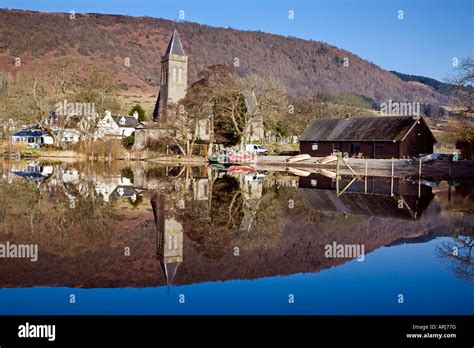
299, 116, 436, 159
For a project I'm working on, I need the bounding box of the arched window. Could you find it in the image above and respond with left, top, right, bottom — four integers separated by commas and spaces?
178, 68, 182, 82
173, 67, 177, 82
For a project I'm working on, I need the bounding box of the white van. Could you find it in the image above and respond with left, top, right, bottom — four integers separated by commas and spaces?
245, 144, 269, 156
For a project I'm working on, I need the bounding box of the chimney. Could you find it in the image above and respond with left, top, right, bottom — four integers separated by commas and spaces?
133, 111, 139, 120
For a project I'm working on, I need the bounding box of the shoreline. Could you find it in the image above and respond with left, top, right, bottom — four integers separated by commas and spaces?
2, 151, 473, 180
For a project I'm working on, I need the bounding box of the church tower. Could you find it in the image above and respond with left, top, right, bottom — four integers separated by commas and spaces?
151, 194, 183, 287
153, 30, 188, 121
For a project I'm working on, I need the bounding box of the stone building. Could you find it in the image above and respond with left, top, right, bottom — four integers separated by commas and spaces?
135, 30, 192, 150
134, 29, 263, 151
153, 30, 188, 121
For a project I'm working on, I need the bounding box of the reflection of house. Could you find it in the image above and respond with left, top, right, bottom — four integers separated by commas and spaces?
299, 116, 436, 158
113, 186, 137, 202
298, 173, 434, 220
11, 129, 54, 147
94, 176, 134, 202
11, 162, 53, 182
151, 194, 183, 286
94, 111, 138, 139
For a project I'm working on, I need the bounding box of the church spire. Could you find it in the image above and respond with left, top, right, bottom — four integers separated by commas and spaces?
164, 29, 185, 56
153, 29, 188, 121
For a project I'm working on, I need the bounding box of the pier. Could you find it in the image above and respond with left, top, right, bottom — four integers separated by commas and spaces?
256, 156, 474, 180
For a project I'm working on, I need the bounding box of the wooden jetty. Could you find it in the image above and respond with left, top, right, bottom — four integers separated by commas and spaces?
256, 155, 474, 180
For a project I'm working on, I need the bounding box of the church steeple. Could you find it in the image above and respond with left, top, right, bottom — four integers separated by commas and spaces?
151, 194, 183, 288
153, 29, 188, 121
164, 30, 186, 56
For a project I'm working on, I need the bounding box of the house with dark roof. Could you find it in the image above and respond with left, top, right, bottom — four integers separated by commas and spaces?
11, 129, 54, 147
94, 111, 139, 139
299, 116, 436, 158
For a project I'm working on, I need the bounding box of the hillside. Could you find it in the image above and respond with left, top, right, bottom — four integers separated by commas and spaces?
390, 71, 453, 96
0, 9, 449, 105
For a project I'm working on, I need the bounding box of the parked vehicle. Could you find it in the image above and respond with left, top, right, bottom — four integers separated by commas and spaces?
245, 144, 269, 156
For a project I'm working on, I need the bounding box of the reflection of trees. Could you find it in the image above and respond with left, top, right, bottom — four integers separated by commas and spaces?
436, 233, 474, 281
180, 176, 238, 259
1, 173, 114, 256
235, 186, 284, 252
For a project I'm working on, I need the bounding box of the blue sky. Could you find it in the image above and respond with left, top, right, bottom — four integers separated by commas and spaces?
2, 0, 473, 81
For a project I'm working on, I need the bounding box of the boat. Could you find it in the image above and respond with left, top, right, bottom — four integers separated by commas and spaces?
285, 154, 311, 163
286, 167, 311, 177
317, 155, 337, 164
228, 165, 257, 173
209, 163, 229, 172
319, 169, 337, 179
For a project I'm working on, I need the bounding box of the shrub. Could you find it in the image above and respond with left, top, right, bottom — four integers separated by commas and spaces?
129, 104, 147, 121
122, 134, 135, 148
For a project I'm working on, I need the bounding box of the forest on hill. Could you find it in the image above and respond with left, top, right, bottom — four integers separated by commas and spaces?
0, 9, 449, 105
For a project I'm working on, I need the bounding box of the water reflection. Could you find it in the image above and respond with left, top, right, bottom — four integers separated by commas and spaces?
0, 160, 473, 291
298, 173, 434, 220
436, 235, 474, 281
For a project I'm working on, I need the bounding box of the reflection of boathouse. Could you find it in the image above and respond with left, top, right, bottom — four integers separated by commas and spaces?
151, 194, 183, 286
298, 173, 434, 220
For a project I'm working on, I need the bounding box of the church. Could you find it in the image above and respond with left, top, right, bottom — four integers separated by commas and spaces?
134, 30, 211, 151
134, 29, 265, 152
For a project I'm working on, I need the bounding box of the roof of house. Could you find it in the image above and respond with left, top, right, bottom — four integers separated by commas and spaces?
111, 115, 139, 128
299, 116, 425, 142
113, 186, 136, 198
135, 121, 168, 129
13, 129, 50, 137
164, 29, 185, 56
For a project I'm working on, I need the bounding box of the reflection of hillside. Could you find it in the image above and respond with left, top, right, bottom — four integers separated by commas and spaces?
0, 209, 457, 288
0, 165, 472, 287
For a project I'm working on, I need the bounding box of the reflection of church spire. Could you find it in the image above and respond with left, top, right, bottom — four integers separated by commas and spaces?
159, 261, 180, 288
151, 193, 183, 288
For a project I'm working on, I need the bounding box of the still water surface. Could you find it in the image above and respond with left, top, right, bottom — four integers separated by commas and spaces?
0, 161, 472, 315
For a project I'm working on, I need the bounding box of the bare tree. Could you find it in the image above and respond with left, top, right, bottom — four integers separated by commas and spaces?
448, 56, 474, 116
4, 57, 120, 146
436, 234, 474, 281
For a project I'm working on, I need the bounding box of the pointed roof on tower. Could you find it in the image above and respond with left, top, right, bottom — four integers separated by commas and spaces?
160, 261, 180, 287
164, 29, 185, 56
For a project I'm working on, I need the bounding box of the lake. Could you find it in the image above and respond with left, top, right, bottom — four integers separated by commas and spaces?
0, 160, 473, 315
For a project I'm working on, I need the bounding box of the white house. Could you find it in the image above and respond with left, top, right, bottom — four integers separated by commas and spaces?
11, 129, 54, 147
61, 128, 81, 143
94, 111, 139, 140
